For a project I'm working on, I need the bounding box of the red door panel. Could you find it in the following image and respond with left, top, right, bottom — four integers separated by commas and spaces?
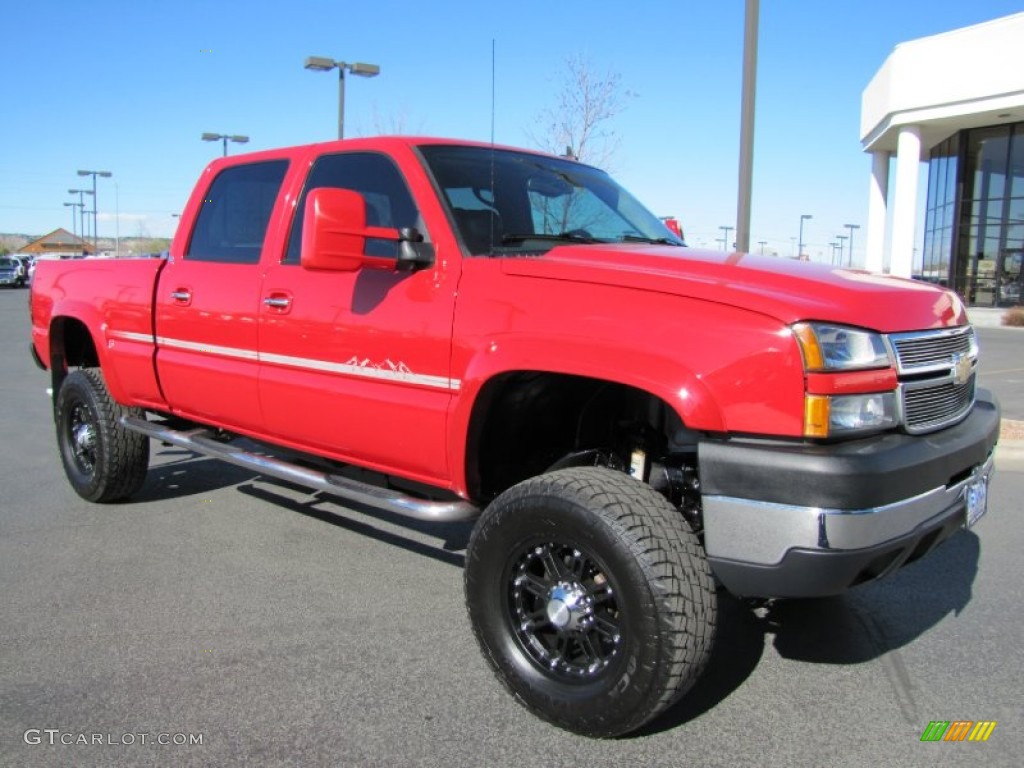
154, 260, 263, 432
258, 265, 457, 486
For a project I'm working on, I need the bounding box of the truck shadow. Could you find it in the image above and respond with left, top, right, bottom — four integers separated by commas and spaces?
134, 450, 260, 501
134, 446, 474, 561
235, 481, 473, 569
134, 446, 982, 737
637, 530, 980, 737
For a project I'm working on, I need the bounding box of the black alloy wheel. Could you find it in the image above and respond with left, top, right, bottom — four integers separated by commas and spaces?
465, 467, 717, 737
55, 369, 149, 502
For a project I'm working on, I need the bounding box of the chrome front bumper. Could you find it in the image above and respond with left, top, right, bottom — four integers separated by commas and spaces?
703, 452, 995, 567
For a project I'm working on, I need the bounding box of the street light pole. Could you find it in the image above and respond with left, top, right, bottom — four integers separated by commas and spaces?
77, 170, 111, 252
63, 202, 79, 237
68, 189, 93, 249
836, 234, 848, 266
797, 214, 812, 260
719, 225, 734, 251
844, 223, 860, 268
304, 56, 381, 139
202, 132, 250, 156
758, 240, 767, 255
337, 68, 346, 140
735, 0, 759, 254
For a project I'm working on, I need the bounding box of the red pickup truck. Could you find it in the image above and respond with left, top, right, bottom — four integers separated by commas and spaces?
30, 137, 1000, 737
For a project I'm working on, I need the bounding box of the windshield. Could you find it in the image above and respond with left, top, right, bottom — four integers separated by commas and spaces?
418, 145, 684, 256
0, 258, 17, 268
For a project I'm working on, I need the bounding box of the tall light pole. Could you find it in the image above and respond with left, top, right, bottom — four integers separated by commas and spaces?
836, 234, 848, 266
797, 214, 812, 260
63, 202, 80, 237
304, 56, 381, 139
830, 241, 839, 265
114, 182, 120, 258
77, 169, 111, 251
719, 225, 734, 251
758, 240, 767, 255
68, 188, 93, 249
844, 223, 860, 268
202, 132, 250, 156
735, 0, 759, 254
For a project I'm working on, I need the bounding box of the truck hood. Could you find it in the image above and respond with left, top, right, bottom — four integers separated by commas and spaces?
500, 245, 967, 332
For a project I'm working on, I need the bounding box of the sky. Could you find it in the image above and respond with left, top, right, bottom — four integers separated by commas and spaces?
2, 0, 1021, 266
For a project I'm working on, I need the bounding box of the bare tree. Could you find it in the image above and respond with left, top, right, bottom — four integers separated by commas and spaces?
527, 53, 635, 168
354, 103, 428, 137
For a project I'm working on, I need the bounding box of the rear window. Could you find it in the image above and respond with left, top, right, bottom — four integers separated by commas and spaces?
186, 160, 288, 264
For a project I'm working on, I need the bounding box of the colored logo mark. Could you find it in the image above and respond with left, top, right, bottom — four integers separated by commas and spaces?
920, 720, 997, 742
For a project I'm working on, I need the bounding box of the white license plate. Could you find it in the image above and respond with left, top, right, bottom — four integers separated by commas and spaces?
965, 473, 990, 528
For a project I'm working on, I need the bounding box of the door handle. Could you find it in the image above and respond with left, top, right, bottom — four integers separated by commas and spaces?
263, 296, 292, 309
170, 289, 192, 303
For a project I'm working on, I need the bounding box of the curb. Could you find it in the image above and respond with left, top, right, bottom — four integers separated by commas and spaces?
996, 441, 1024, 463
996, 418, 1024, 463
968, 307, 1024, 329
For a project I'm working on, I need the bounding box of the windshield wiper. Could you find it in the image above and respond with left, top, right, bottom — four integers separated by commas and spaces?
501, 232, 602, 245
619, 234, 683, 246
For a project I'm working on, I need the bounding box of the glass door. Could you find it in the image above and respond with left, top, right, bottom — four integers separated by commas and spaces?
997, 249, 1022, 306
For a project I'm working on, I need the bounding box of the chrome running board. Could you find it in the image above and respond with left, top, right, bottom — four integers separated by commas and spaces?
120, 416, 480, 523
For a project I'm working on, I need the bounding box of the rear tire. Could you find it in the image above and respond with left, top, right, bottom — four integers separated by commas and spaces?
55, 369, 149, 502
465, 467, 716, 737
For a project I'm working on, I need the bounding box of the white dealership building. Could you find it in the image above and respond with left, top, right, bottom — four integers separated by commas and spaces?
860, 12, 1024, 306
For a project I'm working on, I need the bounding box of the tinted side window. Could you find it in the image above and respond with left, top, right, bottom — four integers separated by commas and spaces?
186, 160, 288, 264
284, 152, 420, 264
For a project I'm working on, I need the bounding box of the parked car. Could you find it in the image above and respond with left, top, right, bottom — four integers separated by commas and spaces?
0, 256, 27, 288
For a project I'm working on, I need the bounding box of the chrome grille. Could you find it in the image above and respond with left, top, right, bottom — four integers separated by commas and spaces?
887, 326, 977, 434
903, 377, 976, 433
889, 326, 975, 374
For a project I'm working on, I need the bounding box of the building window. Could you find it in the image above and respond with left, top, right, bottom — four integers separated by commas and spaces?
925, 122, 1023, 307
922, 135, 959, 288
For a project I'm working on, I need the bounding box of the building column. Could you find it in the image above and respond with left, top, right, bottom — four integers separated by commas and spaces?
865, 150, 889, 272
890, 125, 922, 278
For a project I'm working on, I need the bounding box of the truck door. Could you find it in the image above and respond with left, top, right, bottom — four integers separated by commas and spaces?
155, 159, 289, 432
257, 151, 459, 487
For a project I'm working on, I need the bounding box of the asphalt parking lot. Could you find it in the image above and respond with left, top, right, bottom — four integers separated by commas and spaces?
975, 324, 1024, 421
1, 287, 1022, 767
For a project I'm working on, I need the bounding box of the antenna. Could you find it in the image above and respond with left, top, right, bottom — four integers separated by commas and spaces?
489, 39, 497, 253
490, 39, 496, 145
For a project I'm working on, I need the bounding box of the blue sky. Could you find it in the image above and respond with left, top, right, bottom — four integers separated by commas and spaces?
2, 0, 1020, 265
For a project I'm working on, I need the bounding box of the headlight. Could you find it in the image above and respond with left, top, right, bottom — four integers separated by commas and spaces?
793, 323, 890, 371
805, 392, 899, 437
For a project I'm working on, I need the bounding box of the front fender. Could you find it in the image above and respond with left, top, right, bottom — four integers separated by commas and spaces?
444, 262, 807, 497
446, 338, 724, 496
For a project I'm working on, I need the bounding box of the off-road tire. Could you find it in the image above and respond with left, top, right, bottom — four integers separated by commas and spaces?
55, 368, 149, 502
465, 467, 716, 737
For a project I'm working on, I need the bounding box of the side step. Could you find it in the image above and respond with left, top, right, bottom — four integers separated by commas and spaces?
120, 416, 480, 523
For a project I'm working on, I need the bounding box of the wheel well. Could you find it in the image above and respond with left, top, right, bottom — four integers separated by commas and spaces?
49, 317, 99, 392
466, 372, 701, 505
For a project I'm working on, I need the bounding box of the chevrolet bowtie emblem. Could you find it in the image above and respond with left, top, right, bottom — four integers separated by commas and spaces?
952, 352, 973, 386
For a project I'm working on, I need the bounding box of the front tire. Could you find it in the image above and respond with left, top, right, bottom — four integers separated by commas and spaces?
55, 369, 149, 502
465, 467, 716, 737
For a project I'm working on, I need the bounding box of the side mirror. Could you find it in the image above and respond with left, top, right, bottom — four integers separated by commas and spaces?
300, 187, 402, 272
